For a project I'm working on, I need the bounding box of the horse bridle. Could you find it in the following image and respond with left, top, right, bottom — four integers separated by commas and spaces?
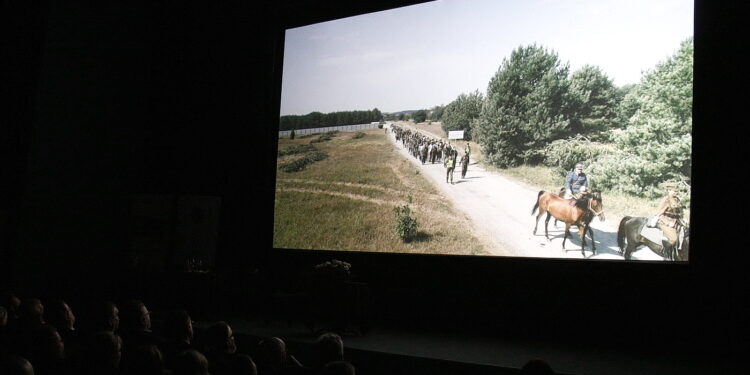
587, 197, 604, 217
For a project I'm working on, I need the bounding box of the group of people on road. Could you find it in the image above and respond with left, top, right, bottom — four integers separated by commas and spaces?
392, 125, 455, 166
391, 125, 471, 184
390, 124, 686, 258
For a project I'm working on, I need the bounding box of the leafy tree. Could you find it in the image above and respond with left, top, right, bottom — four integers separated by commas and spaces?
568, 65, 620, 139
441, 90, 483, 140
590, 38, 693, 198
474, 44, 575, 167
428, 105, 445, 121
412, 110, 428, 123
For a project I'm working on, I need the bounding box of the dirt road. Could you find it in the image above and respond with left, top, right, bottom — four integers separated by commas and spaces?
388, 125, 664, 260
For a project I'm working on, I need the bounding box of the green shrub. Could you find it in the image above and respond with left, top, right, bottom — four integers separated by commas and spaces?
543, 135, 614, 177
311, 131, 340, 143
393, 204, 418, 242
278, 144, 317, 157
278, 151, 328, 173
353, 132, 366, 139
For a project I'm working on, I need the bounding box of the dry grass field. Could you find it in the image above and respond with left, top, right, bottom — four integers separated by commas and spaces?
274, 129, 492, 255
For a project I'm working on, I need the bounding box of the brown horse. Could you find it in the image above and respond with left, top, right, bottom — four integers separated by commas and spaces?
531, 190, 605, 257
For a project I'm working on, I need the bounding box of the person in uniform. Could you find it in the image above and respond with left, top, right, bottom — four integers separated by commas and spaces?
564, 163, 589, 199
460, 149, 469, 179
446, 150, 457, 184
656, 182, 686, 258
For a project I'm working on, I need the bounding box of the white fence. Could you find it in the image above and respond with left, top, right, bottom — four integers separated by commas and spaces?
279, 123, 381, 138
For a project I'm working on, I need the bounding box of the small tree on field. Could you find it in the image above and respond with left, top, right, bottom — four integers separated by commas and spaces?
393, 196, 418, 242
413, 110, 428, 123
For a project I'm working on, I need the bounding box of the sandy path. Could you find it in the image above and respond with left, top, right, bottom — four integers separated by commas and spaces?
387, 125, 663, 260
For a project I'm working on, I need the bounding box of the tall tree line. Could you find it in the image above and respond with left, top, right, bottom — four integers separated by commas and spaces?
279, 108, 383, 131
440, 39, 693, 198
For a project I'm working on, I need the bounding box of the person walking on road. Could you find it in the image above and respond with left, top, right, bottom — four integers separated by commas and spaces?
446, 150, 457, 184
460, 150, 469, 179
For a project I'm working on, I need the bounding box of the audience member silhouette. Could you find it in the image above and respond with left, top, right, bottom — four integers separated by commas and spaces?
228, 353, 258, 375
0, 291, 21, 325
15, 298, 46, 358
309, 332, 344, 371
0, 290, 21, 320
173, 349, 210, 375
79, 331, 123, 375
18, 298, 45, 330
159, 309, 196, 370
0, 353, 35, 375
118, 299, 164, 353
120, 343, 165, 375
81, 300, 120, 334
29, 324, 66, 375
200, 320, 238, 374
43, 299, 77, 357
1, 306, 7, 328
520, 358, 555, 375
320, 361, 355, 375
254, 336, 306, 375
44, 299, 75, 334
0, 306, 9, 355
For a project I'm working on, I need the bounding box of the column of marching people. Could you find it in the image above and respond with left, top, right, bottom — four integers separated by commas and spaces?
390, 125, 470, 184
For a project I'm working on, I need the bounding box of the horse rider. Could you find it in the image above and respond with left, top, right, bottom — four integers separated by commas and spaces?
654, 182, 686, 256
564, 162, 589, 199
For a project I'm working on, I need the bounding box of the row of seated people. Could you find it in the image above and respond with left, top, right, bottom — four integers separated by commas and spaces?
0, 291, 356, 375
0, 290, 556, 375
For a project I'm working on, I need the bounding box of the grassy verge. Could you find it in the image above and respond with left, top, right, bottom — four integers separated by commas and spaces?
274, 129, 491, 255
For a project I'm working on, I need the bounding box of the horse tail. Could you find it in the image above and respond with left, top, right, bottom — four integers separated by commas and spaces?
617, 216, 632, 251
531, 190, 545, 215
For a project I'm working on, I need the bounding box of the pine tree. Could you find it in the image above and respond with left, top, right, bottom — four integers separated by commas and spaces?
569, 65, 620, 138
591, 38, 693, 198
474, 44, 575, 167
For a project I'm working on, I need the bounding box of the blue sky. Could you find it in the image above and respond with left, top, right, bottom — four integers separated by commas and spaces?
280, 0, 693, 115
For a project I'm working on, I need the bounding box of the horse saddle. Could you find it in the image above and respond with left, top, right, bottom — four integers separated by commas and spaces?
640, 226, 665, 244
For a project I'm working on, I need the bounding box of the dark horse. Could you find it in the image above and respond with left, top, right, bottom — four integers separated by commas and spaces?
617, 216, 689, 261
531, 190, 605, 257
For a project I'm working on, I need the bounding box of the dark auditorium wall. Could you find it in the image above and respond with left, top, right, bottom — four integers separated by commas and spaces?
3, 0, 746, 361
3, 0, 279, 298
